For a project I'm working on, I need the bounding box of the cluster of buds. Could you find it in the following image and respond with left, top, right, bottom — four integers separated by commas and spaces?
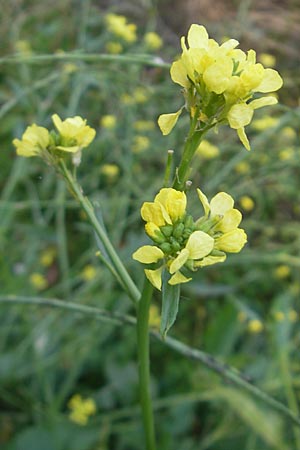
13, 115, 96, 165
133, 188, 247, 289
158, 24, 283, 150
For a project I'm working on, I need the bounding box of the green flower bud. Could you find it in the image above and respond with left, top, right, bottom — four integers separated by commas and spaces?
184, 215, 194, 229
173, 223, 185, 239
159, 242, 172, 254
160, 225, 173, 237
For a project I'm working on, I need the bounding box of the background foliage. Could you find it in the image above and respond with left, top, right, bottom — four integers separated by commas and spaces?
1, 1, 300, 449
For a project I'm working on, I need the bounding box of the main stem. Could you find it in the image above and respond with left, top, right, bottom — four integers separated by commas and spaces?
137, 277, 157, 450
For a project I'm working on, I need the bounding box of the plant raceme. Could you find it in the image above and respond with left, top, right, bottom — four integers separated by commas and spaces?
13, 115, 96, 162
158, 24, 283, 150
132, 188, 247, 290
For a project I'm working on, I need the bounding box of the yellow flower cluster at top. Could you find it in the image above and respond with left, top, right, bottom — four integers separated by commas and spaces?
13, 115, 96, 162
105, 13, 137, 43
158, 24, 283, 150
133, 187, 247, 289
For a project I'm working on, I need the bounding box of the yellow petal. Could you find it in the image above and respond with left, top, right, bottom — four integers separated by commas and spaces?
237, 127, 250, 151
168, 271, 191, 285
256, 68, 283, 93
158, 110, 182, 136
215, 209, 242, 233
203, 58, 233, 94
210, 192, 234, 217
165, 189, 187, 222
169, 249, 190, 274
227, 104, 253, 129
170, 59, 190, 88
145, 267, 163, 290
250, 96, 277, 110
197, 188, 210, 216
132, 245, 164, 264
215, 228, 247, 253
52, 113, 63, 131
141, 202, 166, 227
220, 39, 239, 52
195, 254, 226, 267
187, 24, 209, 49
185, 231, 214, 260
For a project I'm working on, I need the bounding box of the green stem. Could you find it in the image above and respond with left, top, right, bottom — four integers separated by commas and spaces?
59, 160, 140, 304
137, 278, 157, 450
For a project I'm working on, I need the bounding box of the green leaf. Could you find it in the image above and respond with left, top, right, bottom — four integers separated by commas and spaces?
160, 270, 180, 337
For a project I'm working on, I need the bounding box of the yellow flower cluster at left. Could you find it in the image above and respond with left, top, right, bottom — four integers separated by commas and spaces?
132, 187, 247, 290
68, 394, 96, 426
158, 24, 283, 150
13, 115, 96, 161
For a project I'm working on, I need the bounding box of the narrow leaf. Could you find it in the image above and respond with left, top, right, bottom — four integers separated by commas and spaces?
160, 270, 180, 337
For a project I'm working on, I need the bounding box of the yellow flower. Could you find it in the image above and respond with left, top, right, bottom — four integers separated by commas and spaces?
160, 24, 283, 150
133, 120, 155, 131
132, 136, 150, 153
105, 41, 123, 54
274, 265, 290, 279
251, 115, 279, 131
68, 394, 96, 426
100, 164, 120, 180
258, 53, 276, 68
196, 140, 220, 159
247, 319, 263, 333
30, 273, 48, 290
15, 40, 33, 55
81, 265, 97, 281
52, 114, 96, 153
144, 32, 163, 50
239, 196, 255, 212
100, 115, 117, 129
13, 124, 50, 157
105, 14, 137, 43
274, 311, 285, 322
288, 310, 298, 323
133, 187, 246, 289
133, 88, 149, 103
40, 248, 56, 267
279, 147, 294, 161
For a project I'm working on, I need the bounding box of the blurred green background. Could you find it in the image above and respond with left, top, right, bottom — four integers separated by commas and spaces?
1, 1, 300, 449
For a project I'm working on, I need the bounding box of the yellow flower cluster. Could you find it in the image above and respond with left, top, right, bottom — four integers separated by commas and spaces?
68, 394, 96, 426
13, 115, 96, 159
133, 187, 247, 289
105, 14, 137, 43
158, 24, 283, 150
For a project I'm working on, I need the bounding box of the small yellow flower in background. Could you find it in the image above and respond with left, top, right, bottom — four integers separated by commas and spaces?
196, 140, 220, 159
15, 40, 33, 55
62, 63, 78, 74
274, 265, 291, 279
274, 311, 285, 322
239, 196, 255, 212
133, 120, 155, 132
105, 41, 123, 54
133, 87, 149, 103
251, 116, 279, 131
132, 136, 150, 153
105, 14, 137, 43
149, 305, 161, 329
40, 248, 57, 267
13, 124, 50, 157
144, 32, 163, 50
247, 319, 264, 333
281, 126, 296, 140
81, 264, 97, 281
133, 187, 247, 289
288, 310, 298, 323
159, 24, 283, 150
52, 114, 96, 153
100, 164, 120, 181
120, 93, 134, 105
68, 394, 96, 426
235, 161, 251, 175
100, 115, 117, 129
258, 53, 276, 68
279, 147, 295, 161
30, 273, 48, 290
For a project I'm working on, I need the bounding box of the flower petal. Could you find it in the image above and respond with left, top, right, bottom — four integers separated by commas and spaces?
170, 59, 190, 88
158, 110, 182, 136
187, 24, 209, 49
237, 127, 250, 151
145, 267, 163, 290
210, 192, 234, 217
215, 209, 242, 233
132, 245, 164, 264
256, 68, 283, 93
197, 188, 210, 216
169, 248, 190, 274
227, 104, 254, 129
168, 271, 191, 285
250, 96, 277, 110
141, 202, 166, 227
215, 228, 247, 253
195, 254, 226, 267
185, 230, 214, 260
